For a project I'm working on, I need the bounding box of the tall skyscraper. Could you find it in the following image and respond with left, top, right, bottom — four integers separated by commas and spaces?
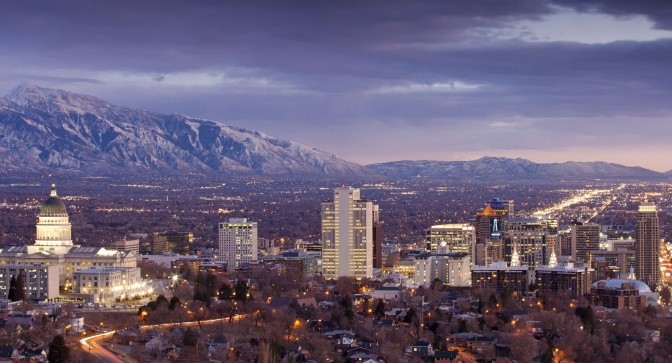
635, 203, 660, 288
218, 218, 258, 271
571, 221, 600, 263
321, 187, 377, 279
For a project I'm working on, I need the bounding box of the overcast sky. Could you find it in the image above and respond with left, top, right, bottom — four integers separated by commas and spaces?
2, 1, 672, 170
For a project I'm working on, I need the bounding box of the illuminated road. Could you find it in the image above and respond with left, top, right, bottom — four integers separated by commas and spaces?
535, 184, 625, 221
80, 331, 124, 363
80, 313, 251, 361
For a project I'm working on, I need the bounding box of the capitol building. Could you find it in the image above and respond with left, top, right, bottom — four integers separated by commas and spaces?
0, 185, 151, 303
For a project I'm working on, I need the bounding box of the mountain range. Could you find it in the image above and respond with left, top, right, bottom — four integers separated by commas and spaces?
0, 83, 368, 176
367, 158, 668, 180
0, 83, 667, 181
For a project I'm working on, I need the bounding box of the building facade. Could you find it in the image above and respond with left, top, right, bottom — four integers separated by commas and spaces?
0, 264, 59, 301
426, 224, 476, 256
321, 188, 377, 279
571, 221, 600, 263
471, 262, 530, 296
504, 217, 546, 268
535, 263, 592, 298
413, 253, 471, 287
151, 231, 194, 255
635, 203, 660, 288
71, 267, 149, 303
218, 218, 258, 270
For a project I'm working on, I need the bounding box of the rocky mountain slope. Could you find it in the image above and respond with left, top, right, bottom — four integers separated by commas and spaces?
0, 83, 370, 176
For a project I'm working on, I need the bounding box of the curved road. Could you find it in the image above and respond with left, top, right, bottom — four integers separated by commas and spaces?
80, 331, 124, 363
80, 313, 250, 362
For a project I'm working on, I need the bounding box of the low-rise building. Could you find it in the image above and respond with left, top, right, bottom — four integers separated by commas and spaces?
71, 267, 151, 303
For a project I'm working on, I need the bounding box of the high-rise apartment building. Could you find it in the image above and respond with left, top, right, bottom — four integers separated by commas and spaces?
321, 187, 377, 279
218, 218, 258, 271
571, 221, 601, 263
635, 203, 660, 288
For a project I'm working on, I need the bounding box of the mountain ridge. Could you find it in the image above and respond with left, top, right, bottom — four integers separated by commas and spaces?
0, 83, 371, 177
366, 157, 667, 180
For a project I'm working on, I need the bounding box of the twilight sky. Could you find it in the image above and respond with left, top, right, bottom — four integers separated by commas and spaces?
2, 1, 672, 170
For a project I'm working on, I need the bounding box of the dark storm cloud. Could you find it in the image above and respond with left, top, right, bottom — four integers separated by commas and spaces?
1, 0, 671, 169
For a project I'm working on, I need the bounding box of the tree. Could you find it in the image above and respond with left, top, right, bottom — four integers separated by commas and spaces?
168, 296, 181, 310
15, 273, 25, 301
155, 294, 169, 306
47, 335, 70, 363
374, 299, 386, 319
219, 282, 234, 301
7, 275, 17, 302
661, 286, 672, 305
183, 327, 199, 346
234, 280, 250, 302
574, 306, 596, 334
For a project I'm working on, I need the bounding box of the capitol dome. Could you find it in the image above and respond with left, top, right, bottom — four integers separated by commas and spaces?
39, 185, 68, 217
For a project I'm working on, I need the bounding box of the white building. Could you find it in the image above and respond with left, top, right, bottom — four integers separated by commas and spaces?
0, 185, 142, 300
0, 264, 59, 300
72, 267, 149, 303
321, 187, 377, 279
218, 218, 258, 270
28, 185, 73, 255
413, 253, 471, 287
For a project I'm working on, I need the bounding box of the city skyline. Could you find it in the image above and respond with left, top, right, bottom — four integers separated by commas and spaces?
2, 1, 672, 170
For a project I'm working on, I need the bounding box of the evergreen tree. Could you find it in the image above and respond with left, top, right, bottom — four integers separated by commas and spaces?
15, 272, 25, 301
155, 294, 169, 306
183, 327, 199, 346
47, 335, 70, 363
169, 296, 181, 310
234, 280, 249, 302
7, 275, 16, 302
374, 299, 386, 319
218, 282, 234, 301
205, 273, 218, 297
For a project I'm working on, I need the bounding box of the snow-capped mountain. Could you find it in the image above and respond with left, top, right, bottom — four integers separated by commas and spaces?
367, 157, 666, 180
0, 83, 370, 176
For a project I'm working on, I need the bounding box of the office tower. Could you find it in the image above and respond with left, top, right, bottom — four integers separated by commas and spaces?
635, 203, 660, 288
218, 218, 258, 270
503, 217, 546, 268
426, 224, 476, 256
489, 198, 514, 217
321, 187, 377, 279
571, 221, 600, 263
